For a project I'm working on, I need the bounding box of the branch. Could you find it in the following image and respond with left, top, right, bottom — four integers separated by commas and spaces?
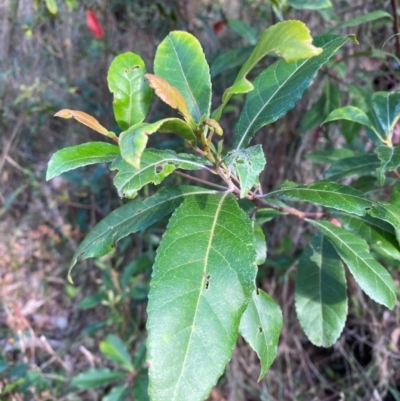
173, 170, 228, 190
251, 197, 329, 220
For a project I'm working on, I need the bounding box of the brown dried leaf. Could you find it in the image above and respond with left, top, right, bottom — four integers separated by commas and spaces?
145, 74, 194, 126
54, 109, 111, 137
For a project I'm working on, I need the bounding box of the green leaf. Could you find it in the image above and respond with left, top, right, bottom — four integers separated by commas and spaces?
213, 20, 323, 121
375, 145, 400, 184
287, 0, 331, 9
226, 145, 266, 198
211, 46, 254, 78
372, 91, 400, 141
323, 106, 381, 138
154, 31, 211, 124
111, 149, 207, 199
390, 181, 400, 243
146, 194, 257, 401
119, 119, 196, 169
330, 10, 392, 31
254, 225, 267, 265
368, 202, 400, 239
46, 142, 120, 180
266, 181, 372, 216
295, 233, 347, 347
239, 289, 282, 380
306, 148, 355, 164
107, 52, 152, 131
100, 335, 134, 372
228, 19, 258, 45
307, 220, 397, 309
234, 34, 348, 149
102, 385, 128, 401
324, 154, 380, 181
69, 186, 217, 270
337, 214, 400, 261
45, 0, 57, 14
72, 368, 127, 389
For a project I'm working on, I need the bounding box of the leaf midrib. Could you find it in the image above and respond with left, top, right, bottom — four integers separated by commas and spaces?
236, 36, 341, 150
315, 222, 396, 302
172, 193, 228, 399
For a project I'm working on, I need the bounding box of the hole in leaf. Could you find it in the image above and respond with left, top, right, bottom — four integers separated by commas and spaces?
124, 68, 128, 74
258, 327, 263, 333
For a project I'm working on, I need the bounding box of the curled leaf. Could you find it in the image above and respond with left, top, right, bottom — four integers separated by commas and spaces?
54, 109, 116, 140
145, 74, 195, 128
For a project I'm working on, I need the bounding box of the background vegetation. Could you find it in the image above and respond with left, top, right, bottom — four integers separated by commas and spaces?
1, 0, 400, 400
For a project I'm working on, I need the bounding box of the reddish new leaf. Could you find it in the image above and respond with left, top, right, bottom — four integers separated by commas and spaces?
86, 10, 104, 38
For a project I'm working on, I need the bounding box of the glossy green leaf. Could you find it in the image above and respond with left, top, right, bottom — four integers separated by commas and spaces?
213, 21, 323, 121
107, 53, 152, 131
368, 202, 400, 238
308, 220, 397, 309
72, 369, 127, 389
154, 31, 211, 124
375, 145, 400, 184
146, 194, 257, 401
45, 0, 57, 14
306, 148, 355, 164
390, 181, 400, 243
239, 289, 282, 380
226, 145, 266, 198
287, 0, 331, 9
228, 19, 258, 45
100, 335, 134, 372
266, 181, 372, 216
46, 142, 120, 180
331, 10, 392, 31
111, 149, 207, 198
254, 225, 267, 265
324, 154, 380, 181
102, 385, 128, 401
338, 214, 400, 261
323, 106, 381, 138
69, 186, 217, 270
119, 119, 196, 169
211, 46, 254, 78
234, 34, 348, 149
372, 91, 400, 141
295, 233, 347, 347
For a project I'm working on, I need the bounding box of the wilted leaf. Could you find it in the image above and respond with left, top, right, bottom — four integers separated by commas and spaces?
54, 109, 116, 140
145, 74, 194, 127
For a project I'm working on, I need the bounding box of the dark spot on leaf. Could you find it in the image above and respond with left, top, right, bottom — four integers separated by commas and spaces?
258, 327, 263, 333
124, 68, 128, 74
110, 244, 115, 248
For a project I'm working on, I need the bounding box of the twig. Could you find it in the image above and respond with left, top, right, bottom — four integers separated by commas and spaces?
391, 0, 400, 59
252, 197, 329, 220
173, 170, 228, 190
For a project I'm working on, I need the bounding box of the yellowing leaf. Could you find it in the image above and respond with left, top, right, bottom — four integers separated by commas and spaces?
145, 74, 195, 128
54, 109, 116, 140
